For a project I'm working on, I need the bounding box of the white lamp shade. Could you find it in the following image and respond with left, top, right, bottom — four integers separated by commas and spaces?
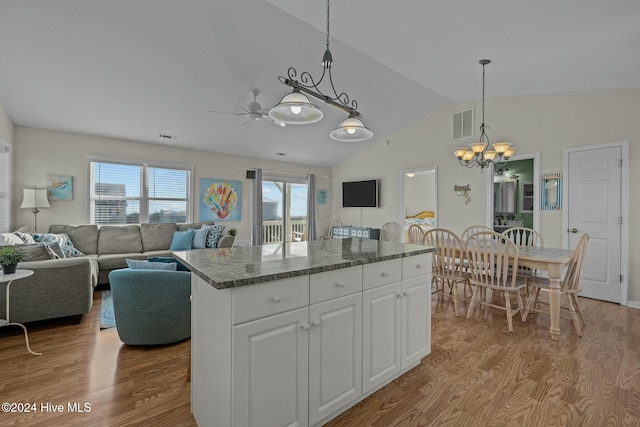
20, 187, 50, 209
329, 116, 374, 142
269, 91, 323, 124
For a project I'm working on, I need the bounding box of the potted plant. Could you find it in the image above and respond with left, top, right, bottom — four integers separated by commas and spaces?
0, 246, 25, 274
228, 228, 238, 237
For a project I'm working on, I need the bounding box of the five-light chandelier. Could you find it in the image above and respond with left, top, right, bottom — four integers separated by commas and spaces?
269, 0, 373, 142
453, 59, 515, 170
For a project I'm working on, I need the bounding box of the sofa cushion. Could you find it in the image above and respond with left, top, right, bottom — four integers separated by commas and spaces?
98, 253, 146, 270
98, 225, 143, 254
126, 259, 177, 271
169, 230, 194, 250
140, 223, 177, 252
18, 244, 52, 261
191, 227, 209, 249
147, 256, 190, 271
49, 224, 99, 255
177, 221, 214, 231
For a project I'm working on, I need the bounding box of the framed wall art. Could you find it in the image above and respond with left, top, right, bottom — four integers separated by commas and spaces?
47, 175, 73, 200
199, 178, 242, 221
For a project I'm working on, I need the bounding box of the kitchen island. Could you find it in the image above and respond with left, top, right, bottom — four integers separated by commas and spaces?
174, 238, 434, 427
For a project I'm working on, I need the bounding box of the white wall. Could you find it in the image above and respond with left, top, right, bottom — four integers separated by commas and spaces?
12, 126, 333, 241
332, 88, 640, 301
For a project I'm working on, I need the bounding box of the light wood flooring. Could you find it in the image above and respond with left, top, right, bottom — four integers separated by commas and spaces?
1, 289, 639, 426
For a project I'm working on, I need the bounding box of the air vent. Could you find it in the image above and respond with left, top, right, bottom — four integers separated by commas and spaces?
452, 108, 473, 141
158, 133, 177, 140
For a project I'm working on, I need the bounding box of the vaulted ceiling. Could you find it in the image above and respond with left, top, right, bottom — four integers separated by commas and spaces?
0, 1, 638, 166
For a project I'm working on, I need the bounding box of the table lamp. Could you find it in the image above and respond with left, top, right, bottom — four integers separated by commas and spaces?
20, 186, 50, 231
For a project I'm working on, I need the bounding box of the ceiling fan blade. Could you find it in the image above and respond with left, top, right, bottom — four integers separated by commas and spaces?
208, 110, 245, 115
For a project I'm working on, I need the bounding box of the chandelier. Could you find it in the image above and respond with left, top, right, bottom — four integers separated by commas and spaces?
453, 59, 515, 170
269, 0, 373, 142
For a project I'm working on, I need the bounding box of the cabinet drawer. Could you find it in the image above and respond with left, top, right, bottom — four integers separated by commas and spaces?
402, 254, 431, 280
232, 275, 309, 325
363, 259, 401, 290
310, 266, 362, 305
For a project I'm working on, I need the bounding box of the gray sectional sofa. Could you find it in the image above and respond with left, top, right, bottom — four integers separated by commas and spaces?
1, 221, 217, 324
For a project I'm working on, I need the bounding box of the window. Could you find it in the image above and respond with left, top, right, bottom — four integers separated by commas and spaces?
89, 158, 191, 225
0, 140, 10, 232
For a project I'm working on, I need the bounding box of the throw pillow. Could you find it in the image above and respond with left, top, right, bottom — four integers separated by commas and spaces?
32, 232, 85, 258
169, 229, 195, 250
147, 256, 190, 271
14, 231, 36, 244
126, 259, 177, 271
0, 232, 25, 245
202, 224, 225, 248
191, 227, 209, 249
18, 244, 51, 261
42, 241, 66, 259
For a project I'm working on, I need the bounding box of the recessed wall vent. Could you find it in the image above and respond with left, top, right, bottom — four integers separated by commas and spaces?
452, 108, 473, 141
158, 133, 177, 140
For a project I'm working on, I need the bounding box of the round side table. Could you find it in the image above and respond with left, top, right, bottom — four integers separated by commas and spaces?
1, 269, 42, 355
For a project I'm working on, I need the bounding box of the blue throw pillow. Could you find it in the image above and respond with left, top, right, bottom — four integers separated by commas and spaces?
191, 227, 209, 249
169, 229, 195, 250
147, 256, 190, 272
126, 259, 177, 271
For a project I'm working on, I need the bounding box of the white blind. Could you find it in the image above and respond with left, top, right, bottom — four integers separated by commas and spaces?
90, 160, 190, 225
0, 142, 10, 233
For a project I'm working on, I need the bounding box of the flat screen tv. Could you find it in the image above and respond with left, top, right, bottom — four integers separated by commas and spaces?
342, 179, 379, 208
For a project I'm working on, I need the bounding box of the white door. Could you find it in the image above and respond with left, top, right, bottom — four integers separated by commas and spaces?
567, 146, 622, 302
401, 276, 431, 368
309, 294, 362, 426
232, 307, 309, 427
362, 282, 402, 393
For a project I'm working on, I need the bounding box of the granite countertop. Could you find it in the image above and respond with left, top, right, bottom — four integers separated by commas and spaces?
173, 238, 434, 289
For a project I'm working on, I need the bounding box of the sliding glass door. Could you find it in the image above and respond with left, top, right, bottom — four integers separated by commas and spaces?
262, 176, 308, 244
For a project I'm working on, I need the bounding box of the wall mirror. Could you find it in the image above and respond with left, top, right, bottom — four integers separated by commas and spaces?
541, 173, 562, 210
399, 166, 437, 243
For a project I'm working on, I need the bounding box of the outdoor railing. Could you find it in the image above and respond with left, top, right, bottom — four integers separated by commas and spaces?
263, 220, 306, 243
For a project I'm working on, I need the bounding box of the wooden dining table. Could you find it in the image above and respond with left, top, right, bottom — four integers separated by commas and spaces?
515, 246, 574, 341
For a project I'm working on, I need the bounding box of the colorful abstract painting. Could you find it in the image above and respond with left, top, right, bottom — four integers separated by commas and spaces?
199, 178, 242, 221
47, 175, 73, 200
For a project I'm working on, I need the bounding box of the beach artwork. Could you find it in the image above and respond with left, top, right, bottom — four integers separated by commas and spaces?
47, 175, 73, 200
199, 178, 242, 221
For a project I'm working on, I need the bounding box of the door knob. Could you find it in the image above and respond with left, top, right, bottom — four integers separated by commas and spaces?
569, 228, 578, 233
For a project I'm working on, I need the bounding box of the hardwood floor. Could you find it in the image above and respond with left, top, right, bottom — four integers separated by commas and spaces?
1, 290, 639, 426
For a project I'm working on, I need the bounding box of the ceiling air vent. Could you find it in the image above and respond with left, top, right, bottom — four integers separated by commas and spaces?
452, 108, 473, 141
158, 133, 177, 140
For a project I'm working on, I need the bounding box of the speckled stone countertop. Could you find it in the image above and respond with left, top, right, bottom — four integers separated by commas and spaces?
173, 238, 434, 289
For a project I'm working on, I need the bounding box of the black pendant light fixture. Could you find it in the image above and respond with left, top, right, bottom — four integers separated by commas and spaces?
269, 0, 373, 142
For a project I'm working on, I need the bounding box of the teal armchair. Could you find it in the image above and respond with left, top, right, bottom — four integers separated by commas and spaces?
108, 269, 191, 345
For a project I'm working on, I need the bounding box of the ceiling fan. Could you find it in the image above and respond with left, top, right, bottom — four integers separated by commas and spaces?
209, 89, 285, 127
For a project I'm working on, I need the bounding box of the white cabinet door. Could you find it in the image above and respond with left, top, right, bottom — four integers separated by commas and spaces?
233, 307, 309, 427
401, 275, 431, 369
362, 282, 402, 393
309, 293, 362, 425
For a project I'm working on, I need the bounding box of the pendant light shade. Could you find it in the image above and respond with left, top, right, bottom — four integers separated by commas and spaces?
269, 91, 323, 124
329, 116, 374, 142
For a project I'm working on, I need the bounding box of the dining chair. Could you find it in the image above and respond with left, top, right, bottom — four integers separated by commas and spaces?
503, 227, 544, 247
424, 228, 472, 316
461, 225, 493, 242
407, 224, 425, 244
465, 230, 527, 333
503, 227, 544, 277
380, 222, 401, 242
522, 233, 589, 336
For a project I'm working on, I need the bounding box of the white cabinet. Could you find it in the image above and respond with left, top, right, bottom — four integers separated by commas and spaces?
308, 293, 362, 425
362, 282, 402, 393
191, 253, 431, 427
232, 308, 309, 427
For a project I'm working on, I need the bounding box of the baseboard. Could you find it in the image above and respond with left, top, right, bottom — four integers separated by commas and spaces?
626, 300, 640, 309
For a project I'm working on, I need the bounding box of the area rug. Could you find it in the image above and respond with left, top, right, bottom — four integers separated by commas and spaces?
100, 291, 116, 329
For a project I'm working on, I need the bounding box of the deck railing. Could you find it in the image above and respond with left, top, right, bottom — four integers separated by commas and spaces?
263, 220, 306, 243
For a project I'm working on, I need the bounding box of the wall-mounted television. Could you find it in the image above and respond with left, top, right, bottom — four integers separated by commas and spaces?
342, 179, 379, 208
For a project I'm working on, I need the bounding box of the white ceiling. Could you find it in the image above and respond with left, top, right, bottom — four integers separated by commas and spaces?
0, 0, 638, 166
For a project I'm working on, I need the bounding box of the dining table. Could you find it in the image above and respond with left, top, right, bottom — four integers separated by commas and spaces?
514, 246, 574, 341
